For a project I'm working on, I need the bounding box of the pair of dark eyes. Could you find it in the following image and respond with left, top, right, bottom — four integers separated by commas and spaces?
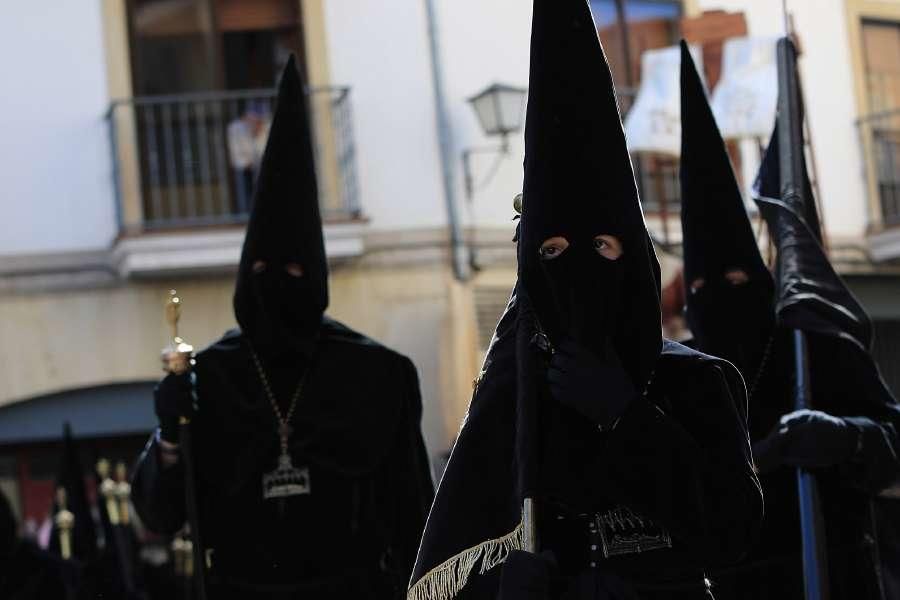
251, 260, 304, 278
689, 269, 750, 293
538, 235, 623, 261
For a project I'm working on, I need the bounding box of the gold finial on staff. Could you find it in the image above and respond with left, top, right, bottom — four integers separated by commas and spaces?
114, 461, 132, 526
162, 290, 195, 375
172, 536, 187, 577
166, 289, 182, 342
54, 487, 75, 560
97, 459, 120, 525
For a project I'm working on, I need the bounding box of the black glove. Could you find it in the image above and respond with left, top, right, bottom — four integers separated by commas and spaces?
153, 372, 196, 443
498, 550, 555, 600
752, 409, 859, 473
547, 339, 635, 429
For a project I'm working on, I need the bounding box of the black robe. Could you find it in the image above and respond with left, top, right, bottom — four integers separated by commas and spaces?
412, 289, 761, 600
706, 329, 900, 600
0, 540, 72, 600
132, 318, 434, 598
512, 344, 759, 600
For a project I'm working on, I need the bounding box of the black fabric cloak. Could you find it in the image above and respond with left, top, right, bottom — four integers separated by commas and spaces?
407, 2, 762, 599
0, 489, 70, 600
133, 322, 433, 598
679, 38, 900, 599
131, 55, 434, 598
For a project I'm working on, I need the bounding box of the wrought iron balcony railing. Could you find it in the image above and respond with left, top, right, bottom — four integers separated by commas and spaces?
107, 87, 361, 233
859, 109, 900, 229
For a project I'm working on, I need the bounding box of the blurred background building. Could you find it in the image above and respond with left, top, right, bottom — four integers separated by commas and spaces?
0, 0, 899, 532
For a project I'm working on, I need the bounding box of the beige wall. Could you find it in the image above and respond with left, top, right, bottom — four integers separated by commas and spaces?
0, 261, 488, 455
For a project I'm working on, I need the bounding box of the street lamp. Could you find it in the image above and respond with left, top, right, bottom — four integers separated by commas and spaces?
467, 83, 528, 151
463, 82, 527, 271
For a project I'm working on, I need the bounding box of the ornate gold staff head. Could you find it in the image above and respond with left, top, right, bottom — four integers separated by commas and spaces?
54, 487, 75, 560
97, 458, 120, 525
96, 458, 110, 479
114, 461, 132, 525
171, 536, 187, 576
161, 290, 195, 375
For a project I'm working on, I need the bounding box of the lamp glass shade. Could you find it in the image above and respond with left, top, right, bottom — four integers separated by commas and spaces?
469, 83, 527, 137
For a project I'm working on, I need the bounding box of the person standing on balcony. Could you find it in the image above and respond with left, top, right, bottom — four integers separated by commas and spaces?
678, 42, 900, 599
406, 2, 761, 599
131, 56, 434, 599
227, 100, 271, 215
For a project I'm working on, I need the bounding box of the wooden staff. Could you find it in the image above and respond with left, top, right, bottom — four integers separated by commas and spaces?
161, 290, 206, 600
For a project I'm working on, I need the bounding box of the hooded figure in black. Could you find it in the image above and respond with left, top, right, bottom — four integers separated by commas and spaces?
0, 488, 69, 600
407, 3, 761, 599
131, 56, 434, 599
679, 41, 900, 599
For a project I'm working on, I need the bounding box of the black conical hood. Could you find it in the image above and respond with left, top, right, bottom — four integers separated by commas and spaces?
519, 0, 661, 388
755, 110, 871, 353
679, 40, 773, 290
754, 38, 895, 407
233, 55, 328, 353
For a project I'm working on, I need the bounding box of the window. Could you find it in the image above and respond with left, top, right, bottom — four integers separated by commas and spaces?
591, 0, 682, 103
861, 20, 900, 226
124, 0, 311, 226
590, 1, 683, 220
128, 0, 306, 95
862, 21, 900, 114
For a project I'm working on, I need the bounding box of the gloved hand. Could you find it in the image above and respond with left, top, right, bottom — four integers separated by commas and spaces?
154, 372, 196, 444
547, 339, 635, 429
752, 409, 859, 473
498, 550, 555, 600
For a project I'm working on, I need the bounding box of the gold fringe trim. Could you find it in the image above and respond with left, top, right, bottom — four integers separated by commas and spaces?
407, 521, 524, 600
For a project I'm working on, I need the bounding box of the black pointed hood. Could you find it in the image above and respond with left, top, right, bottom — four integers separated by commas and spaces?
519, 0, 661, 389
753, 41, 870, 354
679, 40, 772, 291
233, 55, 328, 356
754, 38, 895, 407
679, 41, 776, 376
408, 7, 754, 598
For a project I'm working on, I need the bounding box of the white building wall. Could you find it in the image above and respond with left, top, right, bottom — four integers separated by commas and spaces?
322, 0, 449, 232
436, 0, 532, 233
695, 0, 868, 240
0, 0, 870, 254
0, 1, 115, 256
323, 0, 531, 238
430, 0, 870, 242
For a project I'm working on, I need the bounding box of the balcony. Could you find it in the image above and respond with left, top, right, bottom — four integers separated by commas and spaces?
106, 87, 364, 277
859, 109, 900, 261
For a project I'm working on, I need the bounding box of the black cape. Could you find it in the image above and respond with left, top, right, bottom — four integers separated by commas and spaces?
132, 55, 434, 598
133, 320, 434, 597
409, 2, 761, 599
679, 38, 900, 599
0, 489, 70, 600
749, 118, 900, 598
409, 288, 761, 600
